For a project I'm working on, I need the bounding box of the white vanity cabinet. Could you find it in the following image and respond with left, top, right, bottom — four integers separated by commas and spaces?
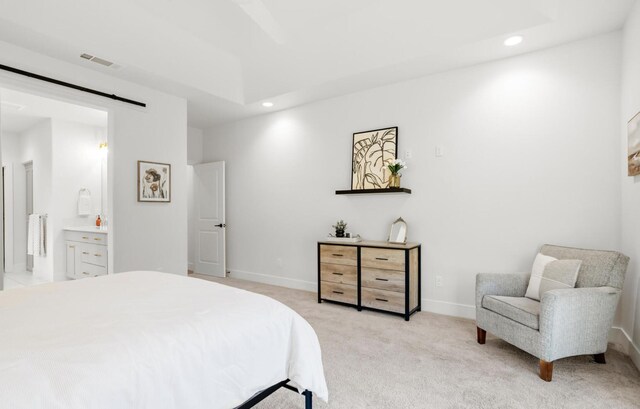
64, 228, 108, 279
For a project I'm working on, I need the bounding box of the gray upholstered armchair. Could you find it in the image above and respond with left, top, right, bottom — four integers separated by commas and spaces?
475, 244, 629, 381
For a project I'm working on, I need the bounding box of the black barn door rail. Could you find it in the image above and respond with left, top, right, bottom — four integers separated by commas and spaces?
0, 63, 146, 107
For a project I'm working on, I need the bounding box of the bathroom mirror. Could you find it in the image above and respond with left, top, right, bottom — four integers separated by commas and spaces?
387, 217, 407, 244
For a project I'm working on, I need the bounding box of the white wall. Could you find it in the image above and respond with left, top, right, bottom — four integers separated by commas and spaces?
0, 40, 188, 276
620, 0, 640, 367
51, 119, 106, 280
17, 120, 53, 280
187, 127, 204, 271
1, 131, 20, 273
203, 33, 622, 317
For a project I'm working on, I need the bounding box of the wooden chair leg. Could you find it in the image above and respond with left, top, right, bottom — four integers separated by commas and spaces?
594, 353, 606, 364
539, 360, 553, 382
477, 327, 486, 344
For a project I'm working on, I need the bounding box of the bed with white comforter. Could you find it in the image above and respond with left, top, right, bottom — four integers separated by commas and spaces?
0, 271, 328, 408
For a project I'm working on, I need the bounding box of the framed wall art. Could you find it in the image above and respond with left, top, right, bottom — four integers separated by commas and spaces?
138, 160, 171, 202
351, 126, 398, 189
629, 111, 640, 177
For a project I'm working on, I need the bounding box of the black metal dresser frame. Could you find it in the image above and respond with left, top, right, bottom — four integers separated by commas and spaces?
317, 242, 422, 321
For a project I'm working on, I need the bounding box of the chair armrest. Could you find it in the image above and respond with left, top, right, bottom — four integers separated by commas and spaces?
475, 272, 530, 309
539, 287, 620, 361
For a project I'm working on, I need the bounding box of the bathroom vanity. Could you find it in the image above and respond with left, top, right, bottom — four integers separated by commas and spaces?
64, 227, 108, 279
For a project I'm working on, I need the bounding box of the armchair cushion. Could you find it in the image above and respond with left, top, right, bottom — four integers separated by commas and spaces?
538, 259, 581, 298
482, 295, 540, 330
524, 253, 557, 299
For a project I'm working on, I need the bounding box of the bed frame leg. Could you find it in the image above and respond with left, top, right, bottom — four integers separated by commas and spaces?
303, 390, 312, 409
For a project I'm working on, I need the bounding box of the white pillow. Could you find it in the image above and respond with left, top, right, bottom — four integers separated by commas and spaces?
524, 253, 557, 300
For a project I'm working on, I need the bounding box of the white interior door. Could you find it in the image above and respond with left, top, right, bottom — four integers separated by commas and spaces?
194, 161, 226, 277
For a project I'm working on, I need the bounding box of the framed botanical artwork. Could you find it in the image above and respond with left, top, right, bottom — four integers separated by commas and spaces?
351, 126, 398, 189
138, 160, 171, 202
628, 111, 640, 177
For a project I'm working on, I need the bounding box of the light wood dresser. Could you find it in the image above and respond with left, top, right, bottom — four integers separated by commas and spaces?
317, 240, 421, 321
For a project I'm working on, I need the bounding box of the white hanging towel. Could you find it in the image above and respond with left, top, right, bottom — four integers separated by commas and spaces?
27, 214, 46, 256
77, 188, 92, 216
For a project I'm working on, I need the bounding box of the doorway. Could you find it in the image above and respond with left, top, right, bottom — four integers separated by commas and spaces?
1, 87, 109, 289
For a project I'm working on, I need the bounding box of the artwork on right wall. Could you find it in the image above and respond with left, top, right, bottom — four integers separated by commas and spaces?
629, 111, 640, 177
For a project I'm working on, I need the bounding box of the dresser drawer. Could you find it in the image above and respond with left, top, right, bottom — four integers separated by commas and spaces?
321, 281, 357, 305
361, 247, 405, 271
320, 245, 357, 266
361, 287, 405, 314
362, 267, 405, 292
80, 244, 107, 267
320, 263, 357, 286
65, 231, 107, 245
76, 262, 107, 278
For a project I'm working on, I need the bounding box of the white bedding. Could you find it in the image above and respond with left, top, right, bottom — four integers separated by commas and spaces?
0, 271, 328, 408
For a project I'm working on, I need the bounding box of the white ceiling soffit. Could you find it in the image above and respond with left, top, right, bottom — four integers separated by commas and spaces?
0, 0, 244, 104
0, 87, 108, 133
233, 0, 286, 44
0, 0, 634, 129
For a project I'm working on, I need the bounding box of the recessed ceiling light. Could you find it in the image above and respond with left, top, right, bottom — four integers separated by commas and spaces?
262, 102, 274, 107
504, 36, 523, 46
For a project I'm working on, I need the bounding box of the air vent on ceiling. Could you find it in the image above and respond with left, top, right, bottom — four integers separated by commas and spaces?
80, 53, 117, 68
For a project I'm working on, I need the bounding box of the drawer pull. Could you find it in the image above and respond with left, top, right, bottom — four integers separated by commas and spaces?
375, 298, 389, 302
94, 254, 102, 257
82, 272, 90, 275
375, 257, 389, 261
82, 236, 89, 239
332, 291, 344, 295
82, 251, 89, 255
332, 253, 343, 257
332, 272, 343, 276
94, 238, 102, 241
375, 278, 389, 281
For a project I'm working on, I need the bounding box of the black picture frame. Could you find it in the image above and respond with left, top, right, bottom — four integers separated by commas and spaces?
351, 126, 398, 190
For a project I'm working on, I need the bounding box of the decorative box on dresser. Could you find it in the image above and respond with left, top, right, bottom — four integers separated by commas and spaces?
317, 240, 421, 321
64, 227, 108, 279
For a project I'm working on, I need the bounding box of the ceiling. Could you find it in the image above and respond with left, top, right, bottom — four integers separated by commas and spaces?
1, 88, 108, 134
0, 0, 634, 128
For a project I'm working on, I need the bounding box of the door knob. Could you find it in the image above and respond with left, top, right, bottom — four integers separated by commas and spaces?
214, 223, 226, 228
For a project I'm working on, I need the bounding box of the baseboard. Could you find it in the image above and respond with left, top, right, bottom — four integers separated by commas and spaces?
228, 269, 316, 292
609, 326, 640, 370
421, 298, 476, 320
609, 326, 630, 354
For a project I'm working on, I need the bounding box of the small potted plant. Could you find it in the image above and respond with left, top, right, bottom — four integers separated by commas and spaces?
332, 220, 348, 238
387, 159, 407, 188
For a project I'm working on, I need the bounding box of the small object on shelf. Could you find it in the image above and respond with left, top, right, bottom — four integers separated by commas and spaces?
387, 159, 406, 188
325, 234, 362, 243
96, 215, 101, 227
332, 219, 348, 237
388, 174, 401, 188
388, 217, 407, 243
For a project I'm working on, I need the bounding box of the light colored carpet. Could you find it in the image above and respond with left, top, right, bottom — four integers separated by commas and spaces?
191, 274, 640, 409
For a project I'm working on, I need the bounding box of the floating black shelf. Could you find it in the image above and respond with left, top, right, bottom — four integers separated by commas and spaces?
335, 187, 412, 195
